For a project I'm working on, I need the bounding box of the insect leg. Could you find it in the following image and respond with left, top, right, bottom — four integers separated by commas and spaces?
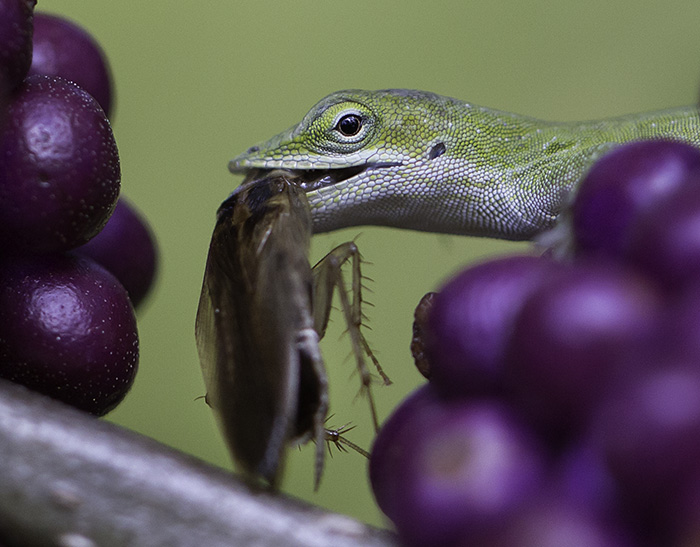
323, 423, 370, 459
312, 242, 390, 433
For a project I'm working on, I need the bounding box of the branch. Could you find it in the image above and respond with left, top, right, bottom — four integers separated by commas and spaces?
0, 379, 397, 546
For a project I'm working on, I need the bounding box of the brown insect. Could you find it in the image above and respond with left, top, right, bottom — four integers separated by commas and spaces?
195, 171, 388, 489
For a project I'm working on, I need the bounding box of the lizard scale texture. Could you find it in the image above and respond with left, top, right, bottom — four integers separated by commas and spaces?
230, 89, 700, 240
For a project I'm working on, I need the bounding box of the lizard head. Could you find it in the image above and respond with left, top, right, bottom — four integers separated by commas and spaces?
228, 89, 453, 191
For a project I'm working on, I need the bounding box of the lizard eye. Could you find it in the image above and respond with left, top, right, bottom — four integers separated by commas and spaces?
335, 114, 362, 137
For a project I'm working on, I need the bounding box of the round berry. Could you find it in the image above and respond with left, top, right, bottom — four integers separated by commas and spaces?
73, 198, 158, 308
551, 439, 623, 521
370, 385, 545, 546
29, 13, 114, 117
425, 255, 559, 398
369, 385, 438, 522
0, 75, 120, 254
593, 364, 700, 516
656, 285, 700, 360
572, 140, 700, 257
504, 261, 661, 444
625, 183, 700, 293
0, 254, 138, 415
473, 498, 634, 547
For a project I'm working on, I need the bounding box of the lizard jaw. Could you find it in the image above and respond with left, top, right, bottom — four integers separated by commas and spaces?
289, 162, 402, 192
296, 165, 368, 191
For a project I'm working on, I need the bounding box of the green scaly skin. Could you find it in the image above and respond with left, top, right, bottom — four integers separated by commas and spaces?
229, 89, 700, 240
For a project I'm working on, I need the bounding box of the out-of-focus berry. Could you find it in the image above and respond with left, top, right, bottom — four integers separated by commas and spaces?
372, 138, 700, 545
370, 385, 545, 547
73, 198, 158, 308
369, 385, 436, 523
29, 13, 114, 117
656, 285, 700, 361
572, 140, 700, 257
425, 255, 559, 398
551, 440, 622, 521
0, 0, 36, 92
626, 183, 700, 293
593, 364, 700, 520
504, 261, 661, 444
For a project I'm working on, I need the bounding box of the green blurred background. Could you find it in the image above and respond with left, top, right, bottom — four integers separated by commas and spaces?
39, 0, 700, 528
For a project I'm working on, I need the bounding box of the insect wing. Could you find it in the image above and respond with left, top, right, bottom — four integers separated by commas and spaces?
195, 177, 327, 486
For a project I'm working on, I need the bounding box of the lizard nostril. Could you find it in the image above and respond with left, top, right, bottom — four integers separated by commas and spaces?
428, 142, 446, 160
247, 145, 260, 154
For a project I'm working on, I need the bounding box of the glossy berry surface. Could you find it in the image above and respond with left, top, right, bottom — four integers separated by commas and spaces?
0, 254, 138, 415
0, 74, 120, 254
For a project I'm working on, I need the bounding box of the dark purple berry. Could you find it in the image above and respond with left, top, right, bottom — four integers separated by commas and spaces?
29, 13, 114, 117
657, 285, 700, 361
572, 140, 700, 257
370, 385, 545, 547
0, 0, 37, 92
0, 254, 138, 415
73, 198, 158, 308
668, 472, 700, 547
625, 183, 700, 293
551, 440, 623, 521
0, 75, 120, 254
593, 364, 700, 517
471, 498, 634, 547
0, 82, 7, 129
504, 261, 661, 443
425, 255, 559, 398
369, 385, 437, 522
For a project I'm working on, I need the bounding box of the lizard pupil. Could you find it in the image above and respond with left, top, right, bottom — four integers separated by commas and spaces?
336, 114, 362, 136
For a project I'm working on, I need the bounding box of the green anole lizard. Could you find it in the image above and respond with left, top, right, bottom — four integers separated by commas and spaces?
229, 89, 700, 239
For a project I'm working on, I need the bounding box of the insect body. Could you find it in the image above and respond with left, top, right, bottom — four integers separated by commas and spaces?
195, 172, 384, 488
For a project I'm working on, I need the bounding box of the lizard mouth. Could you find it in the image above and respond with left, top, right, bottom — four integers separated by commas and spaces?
243, 162, 400, 192
294, 162, 402, 192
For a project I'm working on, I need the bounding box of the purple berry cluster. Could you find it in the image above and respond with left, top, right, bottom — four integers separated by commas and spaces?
0, 3, 157, 416
371, 140, 700, 546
